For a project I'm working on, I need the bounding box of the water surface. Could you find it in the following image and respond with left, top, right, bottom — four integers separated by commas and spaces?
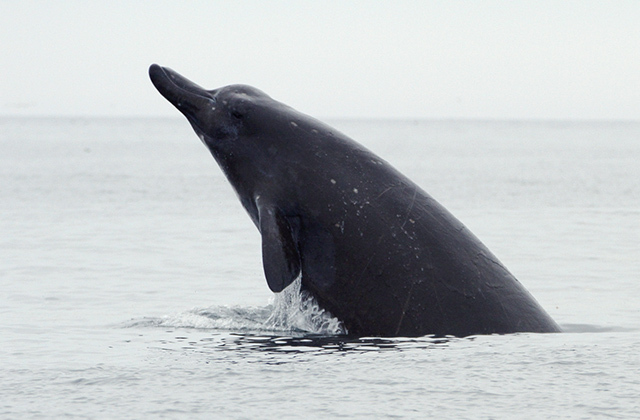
1, 118, 639, 418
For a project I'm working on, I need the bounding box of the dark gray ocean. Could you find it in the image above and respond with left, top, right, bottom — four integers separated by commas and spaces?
1, 118, 639, 418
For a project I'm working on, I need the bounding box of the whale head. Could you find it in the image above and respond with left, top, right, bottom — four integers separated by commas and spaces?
148, 64, 307, 230
148, 64, 276, 147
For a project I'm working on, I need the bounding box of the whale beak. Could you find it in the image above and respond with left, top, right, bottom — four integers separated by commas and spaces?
149, 64, 213, 118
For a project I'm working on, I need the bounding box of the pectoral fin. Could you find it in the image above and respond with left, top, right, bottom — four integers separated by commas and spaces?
259, 206, 300, 293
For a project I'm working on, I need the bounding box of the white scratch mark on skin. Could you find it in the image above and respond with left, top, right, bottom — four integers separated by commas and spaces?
330, 179, 336, 184
353, 188, 358, 193
395, 278, 418, 336
376, 185, 394, 199
401, 187, 418, 230
290, 121, 298, 127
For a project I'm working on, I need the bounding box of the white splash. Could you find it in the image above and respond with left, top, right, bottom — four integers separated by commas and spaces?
265, 277, 346, 335
125, 278, 346, 335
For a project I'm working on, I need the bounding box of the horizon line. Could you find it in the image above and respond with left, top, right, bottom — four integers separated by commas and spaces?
1, 114, 638, 124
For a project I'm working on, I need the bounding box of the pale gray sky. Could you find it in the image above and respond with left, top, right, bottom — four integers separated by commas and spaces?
1, 1, 639, 120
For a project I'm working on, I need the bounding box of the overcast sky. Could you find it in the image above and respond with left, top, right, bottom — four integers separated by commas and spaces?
1, 1, 639, 120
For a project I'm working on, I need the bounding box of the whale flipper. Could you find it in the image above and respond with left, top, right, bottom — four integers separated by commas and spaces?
259, 205, 300, 293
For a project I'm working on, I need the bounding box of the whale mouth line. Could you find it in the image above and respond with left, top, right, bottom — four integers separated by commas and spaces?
149, 64, 213, 108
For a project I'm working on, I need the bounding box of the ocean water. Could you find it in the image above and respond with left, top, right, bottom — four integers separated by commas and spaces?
1, 117, 639, 419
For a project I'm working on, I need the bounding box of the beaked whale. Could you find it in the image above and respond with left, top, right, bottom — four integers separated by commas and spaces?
149, 64, 561, 337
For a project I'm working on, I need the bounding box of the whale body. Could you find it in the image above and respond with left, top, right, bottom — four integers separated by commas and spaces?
149, 64, 561, 337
